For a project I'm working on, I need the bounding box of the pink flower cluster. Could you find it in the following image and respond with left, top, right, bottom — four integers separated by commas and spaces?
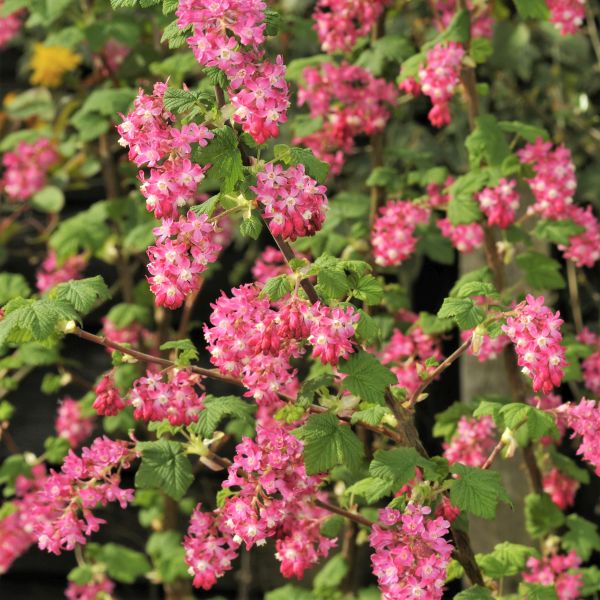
296, 62, 397, 174
176, 0, 290, 143
36, 250, 87, 293
476, 179, 520, 229
563, 397, 600, 476
431, 0, 494, 38
102, 315, 154, 352
380, 317, 444, 395
185, 423, 335, 589
312, 0, 391, 53
251, 163, 328, 241
369, 504, 453, 600
204, 284, 358, 406
147, 211, 222, 309
542, 467, 579, 510
547, 0, 585, 35
118, 82, 213, 219
93, 373, 126, 416
371, 200, 430, 266
502, 295, 565, 393
1, 138, 59, 201
0, 1, 23, 49
55, 398, 95, 448
518, 139, 600, 268
523, 551, 583, 600
401, 42, 465, 128
130, 368, 205, 426
251, 246, 288, 284
462, 328, 510, 362
437, 218, 484, 253
443, 415, 497, 467
65, 575, 115, 600
33, 437, 136, 555
579, 328, 600, 395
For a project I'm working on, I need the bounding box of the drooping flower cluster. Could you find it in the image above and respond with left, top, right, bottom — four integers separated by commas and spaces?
431, 0, 494, 38
369, 504, 453, 599
401, 42, 465, 128
176, 0, 289, 143
36, 250, 87, 293
518, 139, 600, 268
443, 416, 497, 467
1, 138, 59, 201
522, 550, 583, 600
185, 423, 335, 589
296, 62, 397, 174
93, 373, 126, 417
502, 295, 565, 393
33, 437, 137, 555
0, 1, 23, 49
312, 0, 391, 53
546, 0, 585, 35
55, 398, 95, 448
147, 211, 222, 309
65, 575, 116, 600
130, 368, 205, 426
29, 43, 82, 87
437, 218, 484, 253
251, 246, 289, 284
117, 82, 213, 219
204, 284, 358, 406
563, 397, 600, 475
380, 316, 444, 395
251, 163, 328, 241
371, 200, 431, 266
542, 467, 579, 510
476, 179, 520, 229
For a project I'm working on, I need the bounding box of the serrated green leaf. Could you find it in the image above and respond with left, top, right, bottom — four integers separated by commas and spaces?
516, 251, 565, 290
345, 476, 396, 503
261, 275, 293, 301
466, 115, 510, 168
317, 268, 349, 300
524, 493, 565, 538
447, 172, 487, 225
547, 446, 590, 484
355, 309, 380, 344
274, 145, 329, 183
0, 274, 31, 305
53, 276, 111, 315
195, 127, 244, 192
437, 297, 485, 330
351, 274, 384, 305
240, 213, 263, 239
96, 543, 151, 583
160, 338, 199, 366
369, 447, 428, 485
67, 565, 94, 585
533, 219, 585, 245
313, 554, 348, 592
518, 583, 558, 600
190, 395, 254, 438
161, 19, 192, 48
455, 585, 494, 599
293, 412, 364, 475
339, 351, 397, 404
562, 515, 600, 561
350, 405, 389, 426
513, 0, 550, 19
477, 542, 537, 578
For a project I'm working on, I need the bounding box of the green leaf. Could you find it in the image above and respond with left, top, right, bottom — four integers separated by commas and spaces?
0, 400, 15, 421
447, 171, 487, 225
95, 543, 151, 583
533, 219, 585, 245
162, 0, 178, 13
160, 19, 192, 48
351, 274, 384, 305
470, 38, 493, 63
106, 303, 151, 328
450, 464, 511, 519
194, 128, 244, 192
6, 88, 55, 122
146, 531, 188, 583
0, 274, 31, 305
110, 0, 138, 7
499, 121, 550, 142
517, 583, 558, 600
433, 402, 473, 442
239, 213, 263, 239
67, 565, 94, 585
437, 297, 485, 330
580, 566, 600, 596
53, 276, 111, 315
513, 0, 550, 19
313, 554, 348, 592
261, 275, 293, 301
498, 403, 558, 442
160, 339, 199, 366
317, 268, 350, 300
366, 166, 398, 187
355, 309, 380, 344
548, 446, 590, 484
191, 395, 254, 438
293, 412, 364, 475
265, 585, 314, 600
345, 476, 396, 503
562, 515, 600, 561
516, 251, 565, 290
264, 8, 282, 36
454, 585, 494, 599
162, 87, 211, 115
31, 186, 65, 213
274, 145, 330, 183
369, 447, 428, 485
43, 436, 70, 463
524, 493, 565, 538
477, 542, 537, 578
135, 439, 194, 500
350, 405, 389, 426
0, 455, 31, 496
338, 350, 397, 404
454, 281, 498, 299
465, 115, 510, 168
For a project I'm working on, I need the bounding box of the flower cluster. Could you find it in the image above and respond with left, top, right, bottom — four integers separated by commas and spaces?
371, 200, 430, 266
93, 373, 126, 417
118, 82, 213, 219
55, 398, 95, 448
185, 423, 335, 589
251, 246, 289, 284
252, 163, 328, 241
462, 328, 510, 362
431, 0, 494, 38
65, 575, 116, 600
369, 504, 453, 599
29, 43, 82, 87
36, 250, 87, 293
102, 315, 154, 351
147, 210, 222, 309
402, 42, 465, 128
33, 437, 136, 555
523, 550, 583, 600
542, 467, 579, 510
312, 0, 391, 53
130, 368, 205, 426
1, 138, 59, 201
563, 397, 600, 475
443, 416, 497, 467
0, 1, 23, 49
476, 179, 520, 229
579, 328, 600, 395
502, 295, 565, 393
176, 0, 289, 143
547, 0, 585, 35
380, 316, 444, 395
296, 62, 397, 174
437, 218, 484, 253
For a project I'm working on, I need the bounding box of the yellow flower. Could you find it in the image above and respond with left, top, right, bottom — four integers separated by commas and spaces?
30, 43, 82, 88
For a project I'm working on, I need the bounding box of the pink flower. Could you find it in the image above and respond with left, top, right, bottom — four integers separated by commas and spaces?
523, 551, 583, 600
93, 374, 126, 416
65, 575, 115, 600
546, 0, 585, 35
543, 467, 579, 509
55, 398, 95, 448
431, 0, 494, 38
36, 250, 87, 293
502, 295, 565, 394
437, 218, 484, 253
476, 179, 520, 229
462, 328, 510, 362
307, 303, 359, 365
563, 397, 600, 476
443, 416, 497, 467
0, 2, 24, 49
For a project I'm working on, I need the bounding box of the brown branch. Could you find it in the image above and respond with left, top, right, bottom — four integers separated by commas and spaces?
315, 499, 374, 528
566, 261, 583, 334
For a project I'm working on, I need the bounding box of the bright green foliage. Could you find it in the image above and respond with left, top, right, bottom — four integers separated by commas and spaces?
524, 493, 565, 538
87, 543, 151, 583
159, 338, 199, 366
194, 127, 244, 192
562, 515, 600, 560
477, 542, 537, 578
437, 297, 485, 330
190, 395, 255, 438
53, 276, 111, 315
338, 350, 397, 404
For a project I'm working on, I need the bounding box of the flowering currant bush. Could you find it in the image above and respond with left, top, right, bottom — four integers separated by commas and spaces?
0, 0, 600, 598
